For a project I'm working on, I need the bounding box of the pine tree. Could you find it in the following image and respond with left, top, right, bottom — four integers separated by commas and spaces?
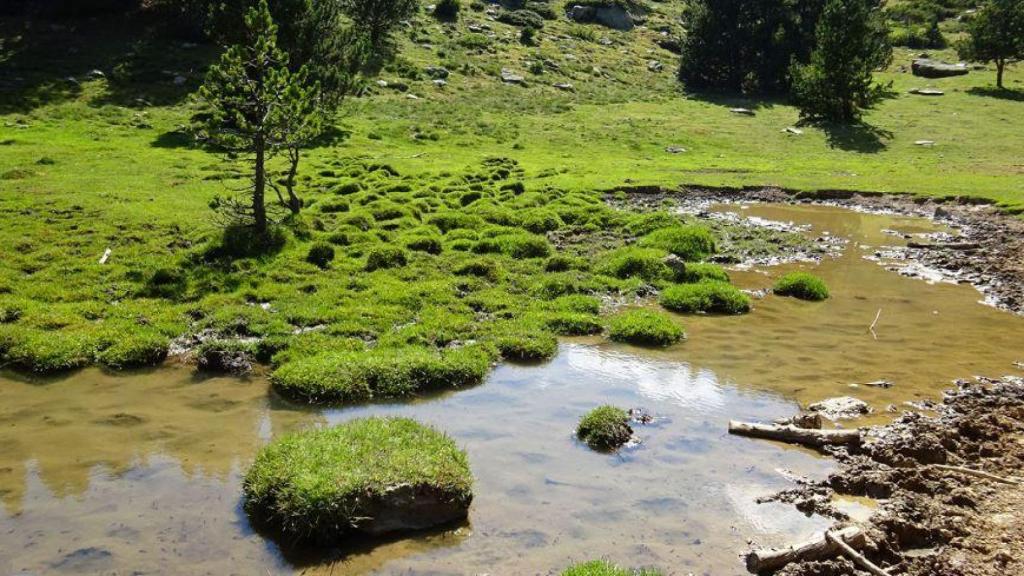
958, 0, 1024, 89
790, 0, 892, 122
195, 0, 324, 238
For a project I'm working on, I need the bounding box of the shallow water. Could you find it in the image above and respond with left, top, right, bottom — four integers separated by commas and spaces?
1, 204, 1022, 575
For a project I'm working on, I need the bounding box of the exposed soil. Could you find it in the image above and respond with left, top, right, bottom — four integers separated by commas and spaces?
609, 185, 1024, 315
761, 375, 1024, 575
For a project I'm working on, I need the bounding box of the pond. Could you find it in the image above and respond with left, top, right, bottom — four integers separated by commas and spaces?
1, 203, 1022, 575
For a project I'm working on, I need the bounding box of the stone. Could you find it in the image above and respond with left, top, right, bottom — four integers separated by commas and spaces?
376, 79, 388, 87
909, 88, 944, 96
665, 146, 686, 154
500, 68, 526, 84
783, 127, 804, 135
425, 65, 450, 79
647, 60, 663, 72
657, 37, 682, 54
432, 79, 447, 87
406, 93, 420, 99
566, 3, 635, 31
172, 75, 186, 85
662, 254, 687, 276
912, 58, 969, 78
87, 69, 105, 79
915, 140, 936, 146
730, 107, 755, 116
807, 396, 871, 420
553, 82, 575, 91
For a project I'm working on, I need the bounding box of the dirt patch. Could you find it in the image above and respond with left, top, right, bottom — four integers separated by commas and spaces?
607, 185, 1024, 315
760, 376, 1024, 575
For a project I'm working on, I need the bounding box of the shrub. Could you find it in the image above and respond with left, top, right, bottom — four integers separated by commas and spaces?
640, 226, 716, 261
97, 331, 169, 369
608, 309, 684, 346
773, 272, 829, 301
598, 247, 669, 281
576, 406, 633, 451
675, 262, 729, 283
365, 246, 409, 271
306, 242, 335, 269
270, 345, 494, 403
562, 560, 663, 576
660, 282, 751, 314
243, 417, 473, 544
497, 8, 544, 28
496, 331, 558, 361
217, 223, 287, 258
434, 0, 460, 20
520, 25, 538, 45
541, 312, 603, 336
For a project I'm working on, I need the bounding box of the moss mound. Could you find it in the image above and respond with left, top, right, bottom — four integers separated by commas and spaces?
676, 262, 730, 284
244, 417, 473, 544
365, 246, 409, 271
773, 271, 830, 301
97, 331, 169, 369
496, 331, 558, 361
640, 226, 716, 261
576, 405, 633, 451
562, 560, 663, 576
271, 344, 494, 403
607, 309, 684, 346
598, 247, 669, 281
659, 282, 751, 314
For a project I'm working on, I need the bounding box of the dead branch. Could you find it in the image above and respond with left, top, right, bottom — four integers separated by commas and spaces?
826, 530, 890, 576
745, 526, 865, 573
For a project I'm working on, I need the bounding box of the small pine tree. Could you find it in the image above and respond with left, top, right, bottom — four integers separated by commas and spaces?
790, 0, 892, 122
196, 0, 324, 237
958, 0, 1024, 89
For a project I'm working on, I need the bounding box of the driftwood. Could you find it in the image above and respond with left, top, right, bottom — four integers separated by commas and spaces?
826, 530, 890, 576
929, 464, 1021, 485
729, 420, 861, 448
746, 526, 865, 573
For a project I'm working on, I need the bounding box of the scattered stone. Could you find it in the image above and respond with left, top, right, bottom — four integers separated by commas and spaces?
552, 82, 575, 91
432, 79, 447, 88
730, 107, 756, 116
567, 4, 635, 30
915, 140, 936, 147
807, 396, 871, 421
665, 145, 686, 154
912, 58, 969, 78
424, 65, 450, 79
406, 93, 420, 99
865, 379, 894, 388
376, 79, 388, 87
647, 60, 663, 72
598, 37, 613, 46
628, 407, 655, 425
783, 126, 804, 135
909, 87, 945, 96
500, 68, 526, 84
662, 254, 687, 277
657, 37, 682, 54
87, 69, 105, 79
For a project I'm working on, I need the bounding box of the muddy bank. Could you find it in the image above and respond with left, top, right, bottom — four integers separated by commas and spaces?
607, 185, 1024, 315
755, 376, 1024, 575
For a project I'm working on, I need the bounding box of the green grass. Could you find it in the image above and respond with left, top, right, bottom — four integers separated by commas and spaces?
576, 405, 634, 451
676, 262, 730, 283
270, 344, 495, 403
638, 226, 716, 261
562, 560, 663, 576
659, 282, 752, 314
607, 309, 684, 346
773, 271, 830, 301
243, 417, 473, 543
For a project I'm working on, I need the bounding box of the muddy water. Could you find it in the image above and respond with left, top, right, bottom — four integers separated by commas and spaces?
1, 204, 1022, 575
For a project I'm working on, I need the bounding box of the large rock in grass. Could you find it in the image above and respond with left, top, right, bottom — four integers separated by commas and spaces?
244, 417, 473, 544
567, 3, 634, 30
911, 58, 968, 78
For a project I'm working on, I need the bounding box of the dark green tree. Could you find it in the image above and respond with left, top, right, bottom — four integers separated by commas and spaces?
790, 0, 892, 122
195, 0, 324, 236
958, 0, 1024, 88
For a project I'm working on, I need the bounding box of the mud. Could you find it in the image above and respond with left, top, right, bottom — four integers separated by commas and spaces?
767, 376, 1024, 575
609, 185, 1024, 315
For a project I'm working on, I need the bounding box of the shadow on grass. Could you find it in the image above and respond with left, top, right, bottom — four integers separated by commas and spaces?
681, 89, 785, 112
811, 120, 893, 153
966, 86, 1024, 102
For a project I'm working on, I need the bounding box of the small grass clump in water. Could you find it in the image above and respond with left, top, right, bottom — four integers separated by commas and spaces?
773, 271, 830, 301
562, 560, 663, 576
675, 262, 730, 284
608, 309, 684, 346
659, 282, 751, 314
243, 417, 473, 544
576, 405, 633, 451
640, 226, 716, 261
496, 331, 558, 361
270, 344, 494, 403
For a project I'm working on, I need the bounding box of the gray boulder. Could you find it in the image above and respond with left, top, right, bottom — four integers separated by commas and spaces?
911, 58, 968, 78
567, 3, 634, 31
807, 396, 870, 421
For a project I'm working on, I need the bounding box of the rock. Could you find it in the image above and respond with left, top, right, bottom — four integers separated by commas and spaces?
665, 145, 686, 154
598, 37, 613, 46
647, 60, 663, 72
909, 87, 944, 96
406, 93, 420, 99
783, 126, 804, 135
730, 107, 756, 116
197, 346, 252, 375
807, 396, 871, 420
915, 140, 936, 147
662, 254, 687, 277
566, 4, 635, 31
793, 412, 824, 429
376, 79, 388, 87
425, 66, 450, 79
553, 82, 575, 91
912, 58, 968, 78
87, 69, 105, 79
657, 37, 682, 54
865, 379, 894, 388
172, 75, 187, 85
500, 68, 526, 84
432, 79, 447, 87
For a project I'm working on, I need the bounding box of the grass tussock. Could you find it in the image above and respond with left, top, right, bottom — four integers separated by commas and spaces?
659, 282, 751, 314
773, 272, 830, 301
561, 560, 664, 576
607, 309, 684, 346
576, 405, 633, 451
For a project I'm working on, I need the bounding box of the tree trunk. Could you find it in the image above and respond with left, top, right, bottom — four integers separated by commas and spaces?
996, 60, 1004, 89
253, 135, 268, 235
285, 146, 302, 215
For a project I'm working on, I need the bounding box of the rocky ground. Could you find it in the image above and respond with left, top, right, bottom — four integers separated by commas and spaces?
762, 375, 1024, 576
611, 185, 1024, 315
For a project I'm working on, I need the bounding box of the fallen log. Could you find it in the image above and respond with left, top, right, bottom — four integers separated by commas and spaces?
746, 526, 865, 574
728, 420, 861, 448
826, 530, 890, 576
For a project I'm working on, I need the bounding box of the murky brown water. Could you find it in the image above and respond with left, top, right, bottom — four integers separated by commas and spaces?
1, 204, 1022, 575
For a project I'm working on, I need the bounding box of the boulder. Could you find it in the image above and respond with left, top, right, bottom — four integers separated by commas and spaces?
424, 66, 450, 79
662, 253, 687, 276
807, 396, 870, 420
567, 3, 634, 31
909, 87, 944, 96
647, 60, 663, 72
912, 58, 968, 78
553, 82, 575, 91
500, 68, 526, 84
730, 107, 756, 116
